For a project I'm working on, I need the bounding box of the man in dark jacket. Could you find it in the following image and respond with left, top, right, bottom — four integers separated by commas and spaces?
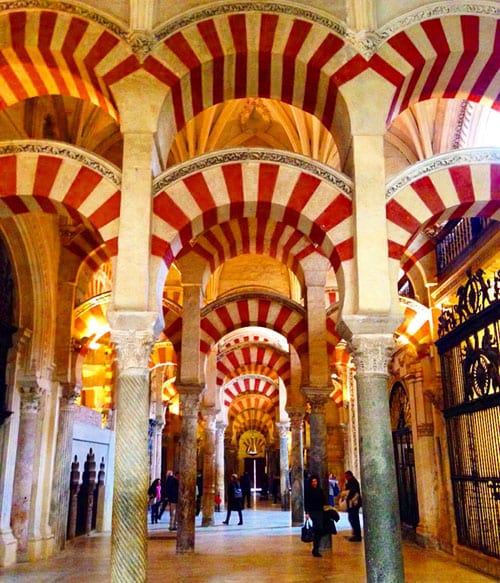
343, 470, 362, 541
166, 471, 179, 531
304, 475, 326, 557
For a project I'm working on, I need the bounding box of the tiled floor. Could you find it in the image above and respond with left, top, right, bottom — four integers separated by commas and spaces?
1, 499, 497, 582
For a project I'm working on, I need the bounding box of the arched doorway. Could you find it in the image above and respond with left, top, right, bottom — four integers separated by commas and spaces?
0, 236, 16, 426
390, 382, 419, 528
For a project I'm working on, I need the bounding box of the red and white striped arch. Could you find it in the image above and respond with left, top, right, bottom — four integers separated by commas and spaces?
145, 9, 366, 132
395, 297, 432, 353
0, 147, 121, 257
372, 14, 500, 123
387, 160, 500, 268
161, 299, 183, 351
184, 217, 317, 278
200, 295, 307, 356
0, 8, 139, 114
217, 343, 289, 386
153, 157, 353, 273
223, 376, 279, 409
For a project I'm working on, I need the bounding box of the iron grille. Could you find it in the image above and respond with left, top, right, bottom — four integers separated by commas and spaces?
436, 269, 500, 559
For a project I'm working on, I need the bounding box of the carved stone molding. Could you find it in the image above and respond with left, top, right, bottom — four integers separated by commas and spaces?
110, 329, 155, 370
287, 409, 304, 431
60, 381, 81, 405
0, 141, 121, 187
350, 334, 394, 375
386, 147, 500, 200
154, 149, 353, 197
376, 1, 499, 47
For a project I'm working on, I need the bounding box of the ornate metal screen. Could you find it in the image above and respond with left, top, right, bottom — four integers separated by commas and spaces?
436, 268, 500, 559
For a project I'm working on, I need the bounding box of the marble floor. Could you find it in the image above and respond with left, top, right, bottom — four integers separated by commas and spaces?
1, 499, 497, 582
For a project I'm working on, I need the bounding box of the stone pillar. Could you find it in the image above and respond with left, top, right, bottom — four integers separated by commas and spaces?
276, 422, 290, 509
151, 419, 164, 481
109, 321, 155, 583
201, 408, 216, 526
406, 365, 439, 546
11, 380, 43, 557
49, 382, 79, 550
351, 334, 404, 583
176, 385, 202, 553
215, 422, 226, 509
302, 387, 329, 492
287, 409, 305, 526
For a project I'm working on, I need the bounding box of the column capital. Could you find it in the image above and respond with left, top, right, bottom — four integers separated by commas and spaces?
177, 385, 203, 418
276, 421, 290, 439
301, 386, 330, 412
108, 312, 156, 370
350, 333, 395, 375
286, 408, 304, 430
18, 378, 44, 412
60, 381, 80, 404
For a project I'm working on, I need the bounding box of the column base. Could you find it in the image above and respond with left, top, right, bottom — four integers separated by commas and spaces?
0, 529, 18, 566
27, 533, 55, 561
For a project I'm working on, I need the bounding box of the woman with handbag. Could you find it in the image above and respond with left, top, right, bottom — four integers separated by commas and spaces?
304, 475, 326, 557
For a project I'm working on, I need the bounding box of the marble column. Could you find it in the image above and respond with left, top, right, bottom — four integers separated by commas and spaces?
287, 409, 305, 526
11, 380, 43, 556
49, 382, 79, 550
176, 385, 202, 553
302, 387, 329, 492
151, 419, 164, 481
201, 408, 216, 526
215, 422, 226, 509
351, 334, 404, 583
276, 422, 290, 509
109, 323, 155, 583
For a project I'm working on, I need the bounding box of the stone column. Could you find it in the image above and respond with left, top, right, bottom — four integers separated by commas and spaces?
215, 422, 226, 509
176, 385, 202, 553
11, 380, 43, 557
108, 320, 155, 583
49, 382, 79, 550
302, 388, 329, 492
201, 408, 216, 526
406, 365, 439, 546
351, 334, 404, 583
151, 419, 164, 481
276, 422, 290, 509
287, 409, 304, 526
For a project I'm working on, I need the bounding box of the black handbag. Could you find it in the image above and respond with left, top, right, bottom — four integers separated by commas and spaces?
301, 518, 314, 543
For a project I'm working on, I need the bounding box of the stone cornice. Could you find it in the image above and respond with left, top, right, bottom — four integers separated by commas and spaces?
0, 141, 122, 188
386, 147, 500, 200
154, 149, 353, 198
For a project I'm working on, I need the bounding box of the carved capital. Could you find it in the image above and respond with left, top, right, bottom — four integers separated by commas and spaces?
350, 334, 394, 375
302, 387, 330, 413
60, 381, 80, 404
18, 380, 43, 413
276, 422, 290, 440
110, 328, 155, 370
177, 384, 203, 418
287, 409, 304, 431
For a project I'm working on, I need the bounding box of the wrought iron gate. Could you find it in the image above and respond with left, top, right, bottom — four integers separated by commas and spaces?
390, 383, 419, 527
436, 268, 500, 559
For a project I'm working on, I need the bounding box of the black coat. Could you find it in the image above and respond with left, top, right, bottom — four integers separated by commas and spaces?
227, 480, 243, 511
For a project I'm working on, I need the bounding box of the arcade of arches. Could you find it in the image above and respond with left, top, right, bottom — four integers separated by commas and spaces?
0, 1, 498, 582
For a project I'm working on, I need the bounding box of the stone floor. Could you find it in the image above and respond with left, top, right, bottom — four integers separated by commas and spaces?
1, 498, 497, 582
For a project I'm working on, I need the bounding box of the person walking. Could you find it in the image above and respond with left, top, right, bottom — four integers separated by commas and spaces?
304, 475, 326, 557
158, 470, 173, 521
148, 478, 161, 524
166, 471, 180, 531
240, 471, 251, 509
222, 473, 243, 525
342, 470, 362, 542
